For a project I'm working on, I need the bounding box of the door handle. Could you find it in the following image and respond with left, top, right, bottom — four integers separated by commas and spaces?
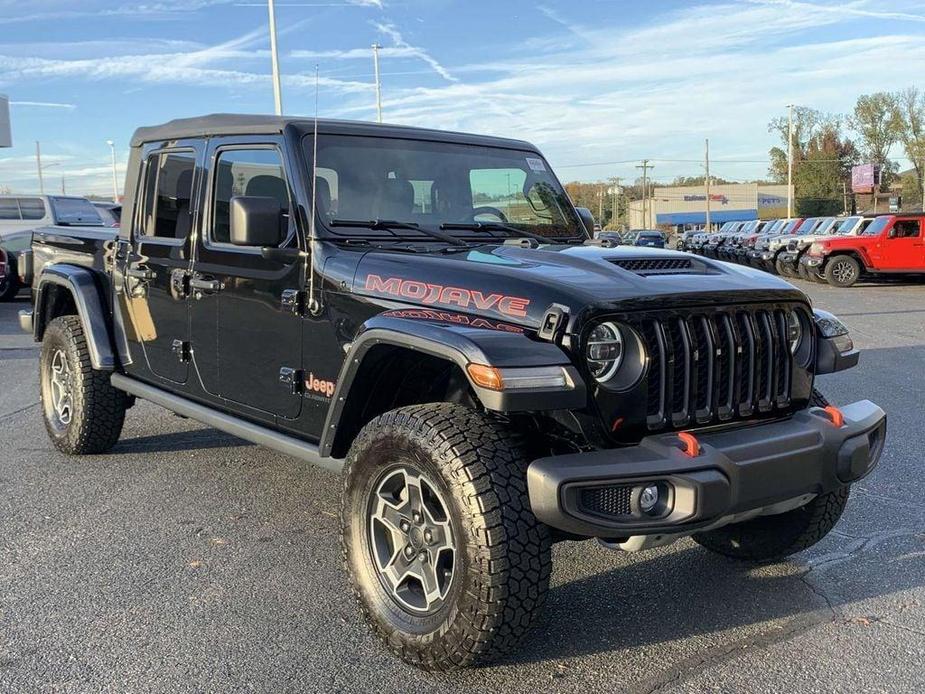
126, 266, 154, 280
189, 277, 222, 292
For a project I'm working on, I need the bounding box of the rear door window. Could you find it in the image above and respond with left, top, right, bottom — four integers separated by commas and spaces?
140, 151, 196, 239
18, 197, 46, 220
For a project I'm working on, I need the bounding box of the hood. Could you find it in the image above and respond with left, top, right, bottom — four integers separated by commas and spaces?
353, 243, 806, 329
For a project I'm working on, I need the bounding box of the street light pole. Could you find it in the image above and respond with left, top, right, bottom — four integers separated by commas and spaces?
786, 103, 794, 218
35, 140, 44, 195
107, 140, 119, 202
704, 138, 711, 232
372, 43, 382, 123
268, 0, 283, 115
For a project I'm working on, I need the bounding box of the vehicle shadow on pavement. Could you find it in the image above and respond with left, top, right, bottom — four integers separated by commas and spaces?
501, 533, 925, 666
114, 428, 251, 453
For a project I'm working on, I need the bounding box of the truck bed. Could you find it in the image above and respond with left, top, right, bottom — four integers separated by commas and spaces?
31, 225, 118, 283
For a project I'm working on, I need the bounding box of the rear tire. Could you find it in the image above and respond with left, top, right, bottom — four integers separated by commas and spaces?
693, 389, 849, 561
342, 403, 552, 670
40, 315, 128, 454
824, 255, 860, 287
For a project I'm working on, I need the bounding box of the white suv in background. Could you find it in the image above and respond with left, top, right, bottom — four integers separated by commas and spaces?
0, 195, 103, 238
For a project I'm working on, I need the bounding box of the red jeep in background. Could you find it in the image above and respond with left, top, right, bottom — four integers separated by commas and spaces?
802, 213, 925, 287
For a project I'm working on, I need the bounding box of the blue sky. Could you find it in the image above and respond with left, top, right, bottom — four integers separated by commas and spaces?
1, 0, 925, 196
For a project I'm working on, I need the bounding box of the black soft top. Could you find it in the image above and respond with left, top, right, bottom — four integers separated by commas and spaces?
130, 113, 538, 151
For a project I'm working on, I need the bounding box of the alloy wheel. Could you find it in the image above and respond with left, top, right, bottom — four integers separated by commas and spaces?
368, 466, 456, 615
49, 349, 73, 426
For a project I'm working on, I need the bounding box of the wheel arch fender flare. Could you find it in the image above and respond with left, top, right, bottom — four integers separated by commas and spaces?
34, 264, 116, 371
318, 315, 586, 458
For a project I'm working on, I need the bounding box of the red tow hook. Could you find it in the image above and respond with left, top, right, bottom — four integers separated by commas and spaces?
678, 432, 701, 457
822, 405, 845, 428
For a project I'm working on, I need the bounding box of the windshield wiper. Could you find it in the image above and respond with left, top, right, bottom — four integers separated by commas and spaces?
439, 221, 558, 244
331, 218, 467, 247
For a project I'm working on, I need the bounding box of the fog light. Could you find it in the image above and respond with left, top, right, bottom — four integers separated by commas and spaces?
639, 485, 659, 513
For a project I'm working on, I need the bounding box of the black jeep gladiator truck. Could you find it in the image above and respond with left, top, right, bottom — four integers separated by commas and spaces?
20, 114, 886, 671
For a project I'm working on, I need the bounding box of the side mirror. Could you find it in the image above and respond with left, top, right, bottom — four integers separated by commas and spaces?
230, 196, 284, 247
575, 207, 596, 235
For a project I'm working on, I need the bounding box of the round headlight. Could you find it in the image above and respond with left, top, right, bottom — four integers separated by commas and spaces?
786, 310, 803, 354
586, 322, 624, 382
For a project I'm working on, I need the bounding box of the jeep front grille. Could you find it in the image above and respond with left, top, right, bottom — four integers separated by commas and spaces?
633, 308, 795, 431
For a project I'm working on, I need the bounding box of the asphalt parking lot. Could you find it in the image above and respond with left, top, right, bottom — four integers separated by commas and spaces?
1, 280, 924, 693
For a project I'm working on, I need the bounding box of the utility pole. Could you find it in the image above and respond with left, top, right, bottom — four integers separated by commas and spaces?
609, 177, 621, 229
107, 140, 119, 202
636, 160, 652, 227
598, 184, 603, 221
786, 103, 794, 218
921, 158, 925, 211
842, 180, 848, 216
268, 0, 283, 115
704, 139, 711, 232
372, 43, 383, 123
35, 140, 44, 195
61, 175, 66, 195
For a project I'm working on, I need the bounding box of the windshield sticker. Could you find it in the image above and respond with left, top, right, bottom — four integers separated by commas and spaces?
526, 157, 546, 173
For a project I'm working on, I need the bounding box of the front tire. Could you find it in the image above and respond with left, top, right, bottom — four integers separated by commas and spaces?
40, 315, 128, 454
693, 389, 849, 561
775, 256, 793, 277
0, 261, 19, 301
824, 255, 860, 287
342, 403, 552, 670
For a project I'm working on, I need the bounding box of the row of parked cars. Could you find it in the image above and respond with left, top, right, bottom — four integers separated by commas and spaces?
678, 214, 925, 287
0, 195, 120, 301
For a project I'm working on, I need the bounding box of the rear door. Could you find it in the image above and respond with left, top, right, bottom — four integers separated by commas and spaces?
121, 145, 200, 384
189, 137, 303, 422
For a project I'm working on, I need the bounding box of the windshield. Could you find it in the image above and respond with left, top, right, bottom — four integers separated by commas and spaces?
862, 216, 892, 236
835, 216, 861, 234
815, 218, 837, 234
309, 135, 583, 240
796, 218, 818, 234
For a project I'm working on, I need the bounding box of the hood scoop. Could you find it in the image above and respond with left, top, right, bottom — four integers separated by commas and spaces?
608, 257, 714, 277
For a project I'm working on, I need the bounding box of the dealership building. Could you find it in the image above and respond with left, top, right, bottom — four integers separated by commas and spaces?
627, 182, 792, 229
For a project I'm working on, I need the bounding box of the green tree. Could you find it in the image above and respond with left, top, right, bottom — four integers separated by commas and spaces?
849, 92, 899, 185
767, 107, 831, 183
794, 123, 859, 216
891, 87, 925, 196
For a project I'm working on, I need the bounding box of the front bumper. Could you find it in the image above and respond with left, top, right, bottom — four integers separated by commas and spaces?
527, 400, 886, 539
778, 251, 798, 268
802, 254, 824, 269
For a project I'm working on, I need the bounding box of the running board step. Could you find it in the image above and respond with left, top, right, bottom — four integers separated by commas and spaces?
110, 373, 343, 473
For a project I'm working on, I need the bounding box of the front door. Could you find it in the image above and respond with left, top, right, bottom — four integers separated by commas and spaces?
189, 140, 303, 421
122, 147, 198, 384
877, 218, 923, 270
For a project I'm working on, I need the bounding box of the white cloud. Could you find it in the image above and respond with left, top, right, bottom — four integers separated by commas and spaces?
10, 101, 76, 109
372, 21, 456, 82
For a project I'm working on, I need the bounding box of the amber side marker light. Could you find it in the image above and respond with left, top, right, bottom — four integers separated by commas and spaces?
467, 364, 504, 391
466, 364, 572, 392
